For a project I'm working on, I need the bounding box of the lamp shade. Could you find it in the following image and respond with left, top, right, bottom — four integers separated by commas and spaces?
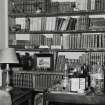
0, 48, 19, 64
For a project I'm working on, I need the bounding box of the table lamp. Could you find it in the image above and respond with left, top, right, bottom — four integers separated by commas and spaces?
0, 48, 19, 91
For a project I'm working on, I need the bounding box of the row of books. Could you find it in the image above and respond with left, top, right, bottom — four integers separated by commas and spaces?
56, 52, 105, 72
11, 51, 105, 73
13, 72, 33, 88
9, 34, 61, 49
75, 0, 105, 11
12, 72, 63, 90
9, 0, 47, 14
56, 55, 83, 72
80, 52, 105, 66
12, 16, 105, 32
9, 0, 105, 14
88, 52, 105, 65
9, 0, 75, 14
63, 33, 105, 49
53, 0, 105, 11
55, 55, 66, 72
9, 33, 105, 50
33, 73, 63, 90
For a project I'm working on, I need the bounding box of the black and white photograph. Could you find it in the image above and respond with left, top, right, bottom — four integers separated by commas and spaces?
0, 0, 105, 105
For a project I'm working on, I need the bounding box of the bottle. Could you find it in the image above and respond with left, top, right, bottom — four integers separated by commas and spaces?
25, 17, 30, 31
62, 63, 69, 91
70, 66, 80, 92
80, 64, 90, 90
95, 62, 104, 95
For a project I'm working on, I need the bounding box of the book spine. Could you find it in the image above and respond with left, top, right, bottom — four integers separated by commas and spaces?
87, 0, 91, 10
91, 0, 95, 10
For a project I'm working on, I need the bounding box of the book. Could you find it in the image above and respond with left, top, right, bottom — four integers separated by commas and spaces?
51, 17, 56, 31
66, 17, 74, 30
76, 34, 81, 49
95, 0, 101, 10
61, 16, 71, 31
56, 55, 66, 72
30, 17, 41, 31
58, 2, 74, 13
91, 0, 95, 10
87, 0, 91, 10
50, 2, 59, 13
55, 17, 65, 31
62, 34, 70, 49
46, 17, 54, 31
30, 18, 38, 31
53, 34, 61, 45
79, 15, 90, 31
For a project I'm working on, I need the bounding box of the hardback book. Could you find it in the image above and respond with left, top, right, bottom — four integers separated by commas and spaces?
51, 17, 56, 31
95, 0, 101, 10
76, 34, 81, 49
62, 34, 70, 49
46, 17, 54, 31
41, 17, 46, 31
61, 16, 71, 31
56, 55, 66, 72
56, 17, 65, 31
30, 17, 41, 31
91, 0, 95, 10
53, 34, 61, 45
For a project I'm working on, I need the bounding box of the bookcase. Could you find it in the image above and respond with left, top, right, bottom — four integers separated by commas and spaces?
8, 0, 105, 92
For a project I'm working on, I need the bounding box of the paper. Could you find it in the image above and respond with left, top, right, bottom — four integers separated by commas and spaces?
71, 78, 79, 92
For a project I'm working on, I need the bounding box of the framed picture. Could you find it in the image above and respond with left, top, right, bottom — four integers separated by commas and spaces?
35, 53, 54, 71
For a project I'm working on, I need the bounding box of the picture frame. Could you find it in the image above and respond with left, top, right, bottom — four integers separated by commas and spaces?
35, 53, 54, 71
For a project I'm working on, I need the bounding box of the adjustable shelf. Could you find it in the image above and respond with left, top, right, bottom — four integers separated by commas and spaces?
15, 48, 105, 52
9, 10, 105, 18
9, 30, 105, 34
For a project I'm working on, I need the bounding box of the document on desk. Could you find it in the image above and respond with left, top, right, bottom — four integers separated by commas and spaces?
71, 78, 79, 92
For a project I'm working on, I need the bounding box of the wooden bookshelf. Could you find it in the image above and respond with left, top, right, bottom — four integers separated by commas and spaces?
8, 0, 105, 94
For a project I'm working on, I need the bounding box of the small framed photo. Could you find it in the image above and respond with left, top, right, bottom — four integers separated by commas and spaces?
35, 53, 54, 71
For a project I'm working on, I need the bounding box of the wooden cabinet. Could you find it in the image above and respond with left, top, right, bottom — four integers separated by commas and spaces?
44, 92, 105, 105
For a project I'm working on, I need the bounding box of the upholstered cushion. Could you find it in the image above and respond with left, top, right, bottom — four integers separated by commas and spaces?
0, 90, 12, 105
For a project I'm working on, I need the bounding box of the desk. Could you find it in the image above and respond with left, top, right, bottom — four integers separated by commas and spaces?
44, 92, 105, 105
10, 88, 33, 105
43, 83, 105, 105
